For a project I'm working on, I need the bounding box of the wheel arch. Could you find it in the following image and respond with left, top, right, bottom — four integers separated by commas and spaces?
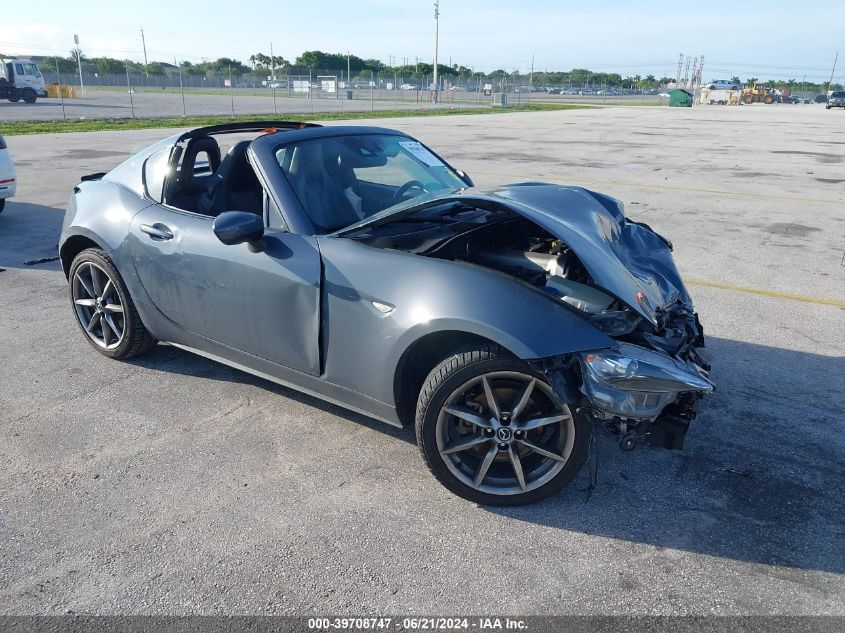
60, 233, 107, 278
393, 330, 517, 427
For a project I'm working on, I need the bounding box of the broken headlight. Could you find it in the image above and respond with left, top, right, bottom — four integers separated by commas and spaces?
580, 343, 713, 419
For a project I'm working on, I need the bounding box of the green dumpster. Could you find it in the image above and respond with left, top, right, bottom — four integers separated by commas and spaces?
668, 88, 693, 107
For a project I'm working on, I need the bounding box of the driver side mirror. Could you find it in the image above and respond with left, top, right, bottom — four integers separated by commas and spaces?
455, 169, 474, 187
212, 211, 264, 246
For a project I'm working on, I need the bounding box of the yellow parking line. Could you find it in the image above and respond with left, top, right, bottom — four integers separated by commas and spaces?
684, 278, 845, 308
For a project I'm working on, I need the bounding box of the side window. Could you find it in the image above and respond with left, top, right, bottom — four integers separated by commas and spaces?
23, 63, 38, 76
14, 63, 24, 76
266, 192, 286, 230
142, 148, 172, 203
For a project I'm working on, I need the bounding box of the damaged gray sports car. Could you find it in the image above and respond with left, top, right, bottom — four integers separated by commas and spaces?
59, 121, 713, 505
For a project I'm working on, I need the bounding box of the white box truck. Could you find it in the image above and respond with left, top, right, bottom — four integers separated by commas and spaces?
0, 58, 47, 103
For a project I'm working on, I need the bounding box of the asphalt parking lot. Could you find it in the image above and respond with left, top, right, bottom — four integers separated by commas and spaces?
1, 105, 843, 615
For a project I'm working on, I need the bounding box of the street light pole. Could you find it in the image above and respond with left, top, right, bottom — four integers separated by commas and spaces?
73, 34, 86, 98
433, 0, 439, 100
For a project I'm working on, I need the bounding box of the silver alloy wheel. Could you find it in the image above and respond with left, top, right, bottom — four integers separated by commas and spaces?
435, 371, 576, 496
72, 262, 126, 350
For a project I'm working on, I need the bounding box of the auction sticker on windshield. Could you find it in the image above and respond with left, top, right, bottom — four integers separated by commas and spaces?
398, 141, 444, 167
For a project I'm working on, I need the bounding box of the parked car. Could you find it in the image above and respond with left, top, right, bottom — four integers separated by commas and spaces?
400, 83, 419, 90
708, 80, 741, 91
59, 121, 713, 505
814, 94, 828, 103
825, 91, 845, 109
0, 134, 16, 213
780, 94, 809, 104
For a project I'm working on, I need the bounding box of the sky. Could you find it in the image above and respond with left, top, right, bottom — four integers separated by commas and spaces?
2, 0, 843, 81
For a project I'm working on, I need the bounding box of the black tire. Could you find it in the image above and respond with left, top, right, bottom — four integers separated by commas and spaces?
415, 343, 591, 506
0, 199, 5, 213
22, 88, 37, 104
826, 105, 831, 110
68, 248, 157, 359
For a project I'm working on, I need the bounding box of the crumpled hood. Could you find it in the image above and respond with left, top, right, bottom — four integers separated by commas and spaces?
464, 183, 692, 325
340, 181, 692, 326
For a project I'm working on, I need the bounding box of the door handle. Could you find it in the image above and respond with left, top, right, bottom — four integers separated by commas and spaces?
140, 223, 174, 240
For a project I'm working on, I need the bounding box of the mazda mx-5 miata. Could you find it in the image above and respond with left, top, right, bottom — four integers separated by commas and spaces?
60, 121, 713, 505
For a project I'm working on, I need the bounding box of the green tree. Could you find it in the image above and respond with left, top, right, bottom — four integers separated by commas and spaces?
146, 62, 165, 75
96, 57, 125, 74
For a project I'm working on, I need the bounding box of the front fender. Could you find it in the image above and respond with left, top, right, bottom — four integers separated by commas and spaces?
318, 237, 613, 406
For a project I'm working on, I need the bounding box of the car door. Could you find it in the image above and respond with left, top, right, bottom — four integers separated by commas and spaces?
128, 204, 322, 376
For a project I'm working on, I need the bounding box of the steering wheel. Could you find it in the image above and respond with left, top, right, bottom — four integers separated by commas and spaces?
390, 180, 427, 205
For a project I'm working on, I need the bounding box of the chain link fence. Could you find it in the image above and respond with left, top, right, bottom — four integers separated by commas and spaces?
2, 56, 832, 123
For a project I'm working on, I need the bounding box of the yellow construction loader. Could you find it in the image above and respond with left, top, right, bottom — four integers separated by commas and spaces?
741, 82, 776, 104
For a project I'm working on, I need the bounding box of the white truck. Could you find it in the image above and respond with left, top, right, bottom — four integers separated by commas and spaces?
699, 87, 740, 106
0, 58, 47, 103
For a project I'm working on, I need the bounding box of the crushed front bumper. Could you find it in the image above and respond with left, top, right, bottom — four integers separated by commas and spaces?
577, 342, 713, 450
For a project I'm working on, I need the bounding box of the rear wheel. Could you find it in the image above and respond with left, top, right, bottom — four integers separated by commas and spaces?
69, 248, 156, 359
415, 344, 590, 505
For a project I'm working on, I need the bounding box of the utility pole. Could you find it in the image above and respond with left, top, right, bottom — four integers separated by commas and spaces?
73, 34, 86, 98
140, 28, 149, 77
270, 41, 277, 114
176, 57, 185, 117
433, 0, 439, 98
529, 54, 534, 93
347, 52, 351, 88
55, 55, 66, 120
828, 52, 839, 91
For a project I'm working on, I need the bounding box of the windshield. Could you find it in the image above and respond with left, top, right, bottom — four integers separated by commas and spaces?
275, 134, 466, 233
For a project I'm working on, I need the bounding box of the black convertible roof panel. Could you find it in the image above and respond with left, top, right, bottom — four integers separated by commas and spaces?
176, 120, 322, 143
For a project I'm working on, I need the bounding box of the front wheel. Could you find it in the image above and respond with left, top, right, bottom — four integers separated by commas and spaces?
415, 344, 590, 505
0, 198, 5, 213
69, 248, 157, 359
22, 88, 37, 104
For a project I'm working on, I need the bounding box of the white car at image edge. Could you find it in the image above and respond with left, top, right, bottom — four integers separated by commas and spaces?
0, 133, 15, 212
